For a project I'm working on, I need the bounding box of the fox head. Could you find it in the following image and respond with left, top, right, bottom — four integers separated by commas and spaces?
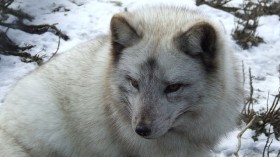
109, 7, 226, 139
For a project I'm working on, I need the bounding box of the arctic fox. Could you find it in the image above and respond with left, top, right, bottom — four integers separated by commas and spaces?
0, 6, 243, 157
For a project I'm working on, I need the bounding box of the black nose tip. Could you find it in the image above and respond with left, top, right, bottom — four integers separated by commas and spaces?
135, 125, 151, 137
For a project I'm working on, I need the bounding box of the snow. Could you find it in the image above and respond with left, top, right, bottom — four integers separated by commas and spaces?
0, 0, 279, 156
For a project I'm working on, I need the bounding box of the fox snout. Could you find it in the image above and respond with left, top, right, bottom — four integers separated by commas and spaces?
133, 112, 154, 138
135, 124, 152, 137
132, 109, 171, 139
133, 114, 170, 139
131, 100, 173, 139
133, 115, 152, 137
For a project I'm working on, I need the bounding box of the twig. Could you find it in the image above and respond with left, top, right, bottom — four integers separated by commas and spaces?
0, 0, 14, 7
249, 68, 254, 112
262, 126, 271, 157
245, 67, 254, 114
241, 61, 247, 114
48, 35, 61, 61
196, 0, 239, 13
267, 139, 273, 157
0, 21, 69, 41
263, 140, 269, 157
264, 93, 279, 122
278, 64, 280, 92
234, 115, 257, 157
0, 31, 35, 55
54, 35, 61, 56
0, 5, 33, 21
266, 92, 270, 115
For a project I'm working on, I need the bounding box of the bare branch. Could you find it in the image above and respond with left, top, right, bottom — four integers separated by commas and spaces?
234, 115, 257, 157
0, 21, 69, 41
47, 35, 61, 62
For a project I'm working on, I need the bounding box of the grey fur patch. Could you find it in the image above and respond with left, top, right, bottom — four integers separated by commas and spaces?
140, 57, 158, 80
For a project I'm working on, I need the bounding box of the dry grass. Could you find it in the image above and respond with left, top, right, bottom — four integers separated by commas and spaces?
196, 0, 280, 49
240, 67, 280, 156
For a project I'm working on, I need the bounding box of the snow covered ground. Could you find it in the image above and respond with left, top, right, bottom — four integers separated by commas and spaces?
0, 0, 279, 156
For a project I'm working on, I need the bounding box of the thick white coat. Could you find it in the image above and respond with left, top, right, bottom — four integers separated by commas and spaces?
0, 6, 242, 157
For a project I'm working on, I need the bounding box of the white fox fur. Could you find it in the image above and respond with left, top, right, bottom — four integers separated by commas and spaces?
0, 6, 243, 157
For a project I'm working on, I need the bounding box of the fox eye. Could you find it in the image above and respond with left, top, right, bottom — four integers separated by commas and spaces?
165, 84, 183, 93
130, 78, 139, 89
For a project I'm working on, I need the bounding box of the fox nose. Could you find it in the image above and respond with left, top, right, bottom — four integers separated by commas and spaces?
135, 125, 151, 137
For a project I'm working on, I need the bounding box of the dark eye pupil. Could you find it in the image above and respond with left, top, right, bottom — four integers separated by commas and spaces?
165, 84, 182, 93
131, 79, 139, 89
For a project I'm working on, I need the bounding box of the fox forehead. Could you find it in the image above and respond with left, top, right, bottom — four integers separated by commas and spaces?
123, 6, 206, 38
118, 47, 205, 85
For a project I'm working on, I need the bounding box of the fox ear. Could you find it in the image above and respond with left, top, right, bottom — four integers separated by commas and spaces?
175, 22, 217, 71
110, 14, 141, 60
